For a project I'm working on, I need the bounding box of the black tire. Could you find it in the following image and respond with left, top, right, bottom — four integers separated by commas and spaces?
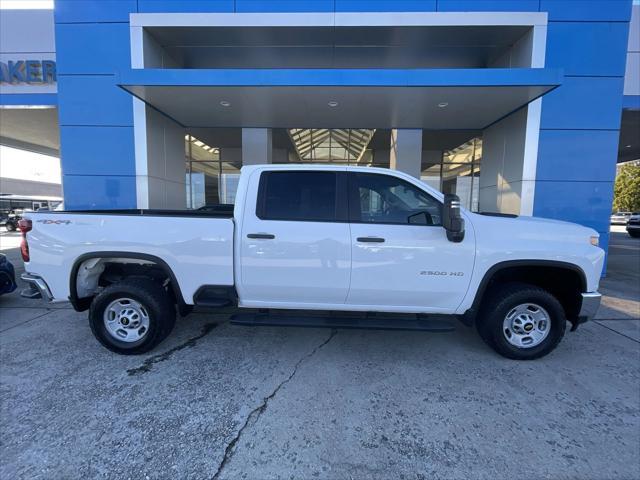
5, 222, 16, 232
628, 231, 640, 238
89, 277, 175, 355
476, 282, 566, 360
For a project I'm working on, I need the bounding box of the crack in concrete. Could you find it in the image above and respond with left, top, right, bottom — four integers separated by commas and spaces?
593, 320, 640, 344
0, 310, 54, 333
211, 329, 338, 480
127, 322, 219, 376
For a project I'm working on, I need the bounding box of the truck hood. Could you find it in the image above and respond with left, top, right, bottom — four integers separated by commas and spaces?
468, 212, 598, 239
510, 215, 584, 228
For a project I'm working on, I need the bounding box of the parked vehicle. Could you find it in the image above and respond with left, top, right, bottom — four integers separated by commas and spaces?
2, 209, 32, 232
4, 213, 21, 232
19, 165, 604, 360
196, 204, 235, 214
0, 254, 17, 296
626, 213, 640, 238
610, 211, 633, 225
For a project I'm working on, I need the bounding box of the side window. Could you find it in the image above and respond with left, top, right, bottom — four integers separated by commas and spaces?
350, 173, 442, 226
258, 171, 338, 222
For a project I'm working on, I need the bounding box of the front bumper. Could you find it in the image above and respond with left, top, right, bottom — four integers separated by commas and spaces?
20, 273, 53, 302
570, 292, 601, 331
579, 291, 602, 320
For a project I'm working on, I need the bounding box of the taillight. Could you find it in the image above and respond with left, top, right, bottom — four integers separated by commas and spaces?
18, 219, 32, 262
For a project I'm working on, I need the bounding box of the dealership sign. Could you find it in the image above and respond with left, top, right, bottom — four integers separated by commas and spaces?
0, 60, 56, 84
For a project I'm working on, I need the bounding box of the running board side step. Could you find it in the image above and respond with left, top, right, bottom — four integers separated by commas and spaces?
230, 313, 455, 332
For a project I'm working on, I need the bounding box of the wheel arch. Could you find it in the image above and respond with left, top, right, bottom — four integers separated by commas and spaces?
69, 251, 186, 312
462, 260, 587, 326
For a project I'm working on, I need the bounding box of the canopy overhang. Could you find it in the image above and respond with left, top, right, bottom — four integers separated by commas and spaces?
118, 68, 562, 130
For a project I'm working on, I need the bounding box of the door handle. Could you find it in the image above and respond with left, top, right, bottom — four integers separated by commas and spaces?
247, 233, 275, 239
357, 236, 385, 243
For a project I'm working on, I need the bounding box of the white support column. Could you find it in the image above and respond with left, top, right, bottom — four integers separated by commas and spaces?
242, 128, 273, 165
390, 129, 422, 178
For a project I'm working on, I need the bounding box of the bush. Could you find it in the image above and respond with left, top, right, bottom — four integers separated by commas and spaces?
614, 163, 640, 212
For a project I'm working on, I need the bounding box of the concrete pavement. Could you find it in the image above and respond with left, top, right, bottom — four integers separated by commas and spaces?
1, 229, 638, 479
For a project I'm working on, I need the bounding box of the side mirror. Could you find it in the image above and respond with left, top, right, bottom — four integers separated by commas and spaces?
443, 194, 465, 243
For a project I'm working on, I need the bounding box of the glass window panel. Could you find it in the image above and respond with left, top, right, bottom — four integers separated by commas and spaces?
287, 129, 375, 163
186, 161, 219, 208
473, 138, 482, 162
471, 164, 480, 212
420, 163, 441, 192
219, 173, 240, 204
185, 134, 237, 208
443, 138, 479, 164
313, 147, 332, 160
442, 163, 477, 210
352, 173, 442, 226
261, 171, 337, 222
186, 135, 220, 162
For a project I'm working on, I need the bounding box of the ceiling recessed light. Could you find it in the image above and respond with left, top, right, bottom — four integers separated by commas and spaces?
328, 101, 339, 107
220, 100, 231, 107
438, 102, 449, 108
625, 144, 632, 148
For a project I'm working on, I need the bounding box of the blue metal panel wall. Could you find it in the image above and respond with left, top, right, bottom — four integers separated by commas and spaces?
533, 0, 632, 273
55, 24, 132, 75
137, 1, 234, 13
54, 0, 136, 22
236, 1, 334, 12
55, 0, 141, 209
540, 0, 632, 21
437, 1, 539, 11
335, 1, 436, 11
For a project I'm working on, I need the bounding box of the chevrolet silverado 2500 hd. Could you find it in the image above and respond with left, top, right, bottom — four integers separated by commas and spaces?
19, 165, 604, 360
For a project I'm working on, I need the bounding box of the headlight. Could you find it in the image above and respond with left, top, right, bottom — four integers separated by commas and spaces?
590, 235, 599, 247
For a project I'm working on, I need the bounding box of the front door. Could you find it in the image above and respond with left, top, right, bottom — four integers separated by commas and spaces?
346, 172, 474, 313
239, 169, 351, 307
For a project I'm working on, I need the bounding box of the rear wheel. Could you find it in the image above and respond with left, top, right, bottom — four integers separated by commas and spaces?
89, 278, 175, 355
476, 282, 566, 360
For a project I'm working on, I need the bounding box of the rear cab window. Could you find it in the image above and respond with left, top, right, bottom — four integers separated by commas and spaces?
257, 170, 346, 222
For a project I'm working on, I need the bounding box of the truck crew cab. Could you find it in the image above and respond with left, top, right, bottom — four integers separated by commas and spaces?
20, 165, 604, 360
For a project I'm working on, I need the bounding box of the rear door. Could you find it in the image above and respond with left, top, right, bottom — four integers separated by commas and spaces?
238, 169, 351, 307
346, 171, 475, 313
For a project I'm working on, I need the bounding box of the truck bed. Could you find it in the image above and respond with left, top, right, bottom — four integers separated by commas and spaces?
25, 209, 235, 304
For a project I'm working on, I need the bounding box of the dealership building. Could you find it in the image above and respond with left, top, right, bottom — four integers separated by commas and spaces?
1, 0, 639, 256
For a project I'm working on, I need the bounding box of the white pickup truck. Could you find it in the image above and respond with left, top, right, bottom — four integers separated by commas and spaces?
20, 165, 604, 360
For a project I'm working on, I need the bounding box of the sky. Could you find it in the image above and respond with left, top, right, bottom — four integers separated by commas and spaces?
0, 145, 61, 184
0, 1, 53, 9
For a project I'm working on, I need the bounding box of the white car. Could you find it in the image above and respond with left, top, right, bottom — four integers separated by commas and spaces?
19, 165, 604, 360
610, 211, 632, 225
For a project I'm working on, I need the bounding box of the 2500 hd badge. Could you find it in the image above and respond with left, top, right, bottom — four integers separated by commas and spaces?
420, 270, 464, 276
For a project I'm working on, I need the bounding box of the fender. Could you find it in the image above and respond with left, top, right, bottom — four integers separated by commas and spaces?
68, 251, 187, 313
459, 259, 587, 326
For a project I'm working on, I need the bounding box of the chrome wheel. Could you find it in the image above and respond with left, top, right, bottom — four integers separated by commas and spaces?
502, 303, 550, 349
103, 297, 150, 343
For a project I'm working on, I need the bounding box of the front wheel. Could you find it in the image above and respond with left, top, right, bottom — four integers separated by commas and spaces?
89, 278, 176, 355
5, 222, 16, 232
476, 283, 566, 360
